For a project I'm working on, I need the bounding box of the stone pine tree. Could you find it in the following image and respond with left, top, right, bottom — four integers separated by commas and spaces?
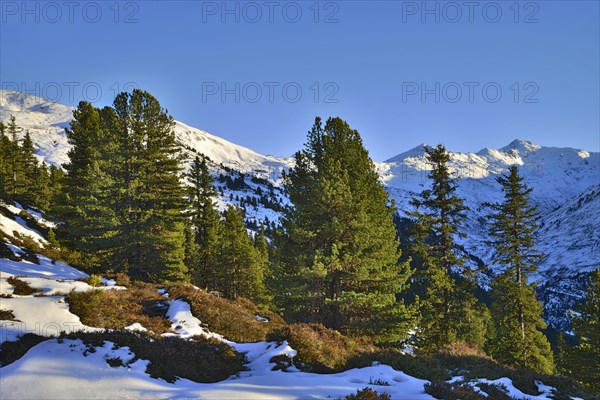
57, 101, 118, 270
109, 90, 188, 282
185, 155, 222, 288
0, 121, 10, 200
218, 205, 265, 301
5, 115, 23, 200
20, 131, 39, 206
276, 116, 412, 345
407, 144, 489, 350
563, 269, 599, 390
253, 224, 271, 306
487, 165, 554, 373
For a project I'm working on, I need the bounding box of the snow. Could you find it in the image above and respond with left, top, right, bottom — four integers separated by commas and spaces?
451, 376, 559, 400
0, 296, 100, 343
125, 323, 148, 332
0, 257, 88, 280
0, 212, 47, 245
0, 336, 437, 400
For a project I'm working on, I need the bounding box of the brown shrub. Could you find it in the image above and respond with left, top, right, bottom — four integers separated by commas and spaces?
62, 330, 244, 383
345, 387, 392, 400
167, 283, 286, 342
66, 282, 171, 334
0, 309, 16, 320
7, 276, 40, 295
0, 334, 47, 366
283, 323, 376, 373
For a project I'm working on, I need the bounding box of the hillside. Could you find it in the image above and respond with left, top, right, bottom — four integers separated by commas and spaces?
1, 90, 598, 329
0, 203, 589, 399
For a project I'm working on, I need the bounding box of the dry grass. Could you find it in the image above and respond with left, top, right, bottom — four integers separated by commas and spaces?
62, 330, 244, 383
66, 282, 171, 334
282, 323, 376, 373
167, 283, 286, 343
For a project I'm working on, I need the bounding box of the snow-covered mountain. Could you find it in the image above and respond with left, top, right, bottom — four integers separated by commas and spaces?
1, 90, 598, 329
0, 90, 292, 177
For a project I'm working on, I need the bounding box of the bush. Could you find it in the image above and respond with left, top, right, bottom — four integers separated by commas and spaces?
344, 387, 391, 400
282, 323, 376, 373
167, 284, 286, 342
7, 276, 40, 295
0, 334, 47, 366
62, 330, 244, 383
66, 283, 171, 334
81, 274, 103, 287
0, 309, 16, 320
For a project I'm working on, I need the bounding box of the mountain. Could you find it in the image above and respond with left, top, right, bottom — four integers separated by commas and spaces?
0, 90, 292, 177
1, 90, 598, 329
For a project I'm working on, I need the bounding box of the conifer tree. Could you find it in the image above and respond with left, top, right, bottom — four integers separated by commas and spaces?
0, 121, 9, 200
186, 155, 222, 287
109, 90, 188, 282
57, 101, 117, 270
487, 165, 554, 373
20, 131, 39, 205
218, 205, 264, 301
276, 117, 412, 345
407, 144, 488, 350
183, 220, 200, 273
253, 224, 271, 306
564, 269, 600, 390
5, 115, 23, 200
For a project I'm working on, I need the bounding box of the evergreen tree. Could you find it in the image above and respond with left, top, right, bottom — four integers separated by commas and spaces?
20, 131, 39, 206
109, 90, 188, 282
487, 165, 554, 373
58, 90, 188, 282
30, 162, 52, 211
186, 155, 222, 288
5, 115, 23, 200
564, 269, 600, 390
276, 117, 412, 345
57, 101, 117, 271
218, 205, 264, 301
253, 224, 271, 306
0, 121, 9, 200
407, 144, 488, 350
183, 219, 200, 273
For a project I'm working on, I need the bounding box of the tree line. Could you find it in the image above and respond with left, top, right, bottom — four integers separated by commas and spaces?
1, 90, 597, 390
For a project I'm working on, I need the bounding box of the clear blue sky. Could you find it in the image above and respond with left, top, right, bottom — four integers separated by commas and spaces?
1, 1, 598, 160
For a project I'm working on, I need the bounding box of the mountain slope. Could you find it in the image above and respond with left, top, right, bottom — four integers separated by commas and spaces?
1, 90, 598, 329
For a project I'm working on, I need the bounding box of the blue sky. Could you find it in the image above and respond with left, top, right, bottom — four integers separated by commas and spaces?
1, 1, 598, 160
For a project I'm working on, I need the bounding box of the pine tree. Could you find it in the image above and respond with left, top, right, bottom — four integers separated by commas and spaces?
0, 121, 9, 200
186, 155, 222, 288
252, 225, 271, 306
30, 162, 52, 211
407, 144, 488, 350
487, 165, 554, 373
218, 205, 264, 301
56, 101, 118, 271
109, 90, 188, 282
564, 269, 600, 390
276, 117, 413, 345
4, 115, 23, 200
20, 131, 39, 206
183, 220, 200, 273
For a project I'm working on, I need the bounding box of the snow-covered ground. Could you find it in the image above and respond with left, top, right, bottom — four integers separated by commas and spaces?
0, 203, 568, 399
